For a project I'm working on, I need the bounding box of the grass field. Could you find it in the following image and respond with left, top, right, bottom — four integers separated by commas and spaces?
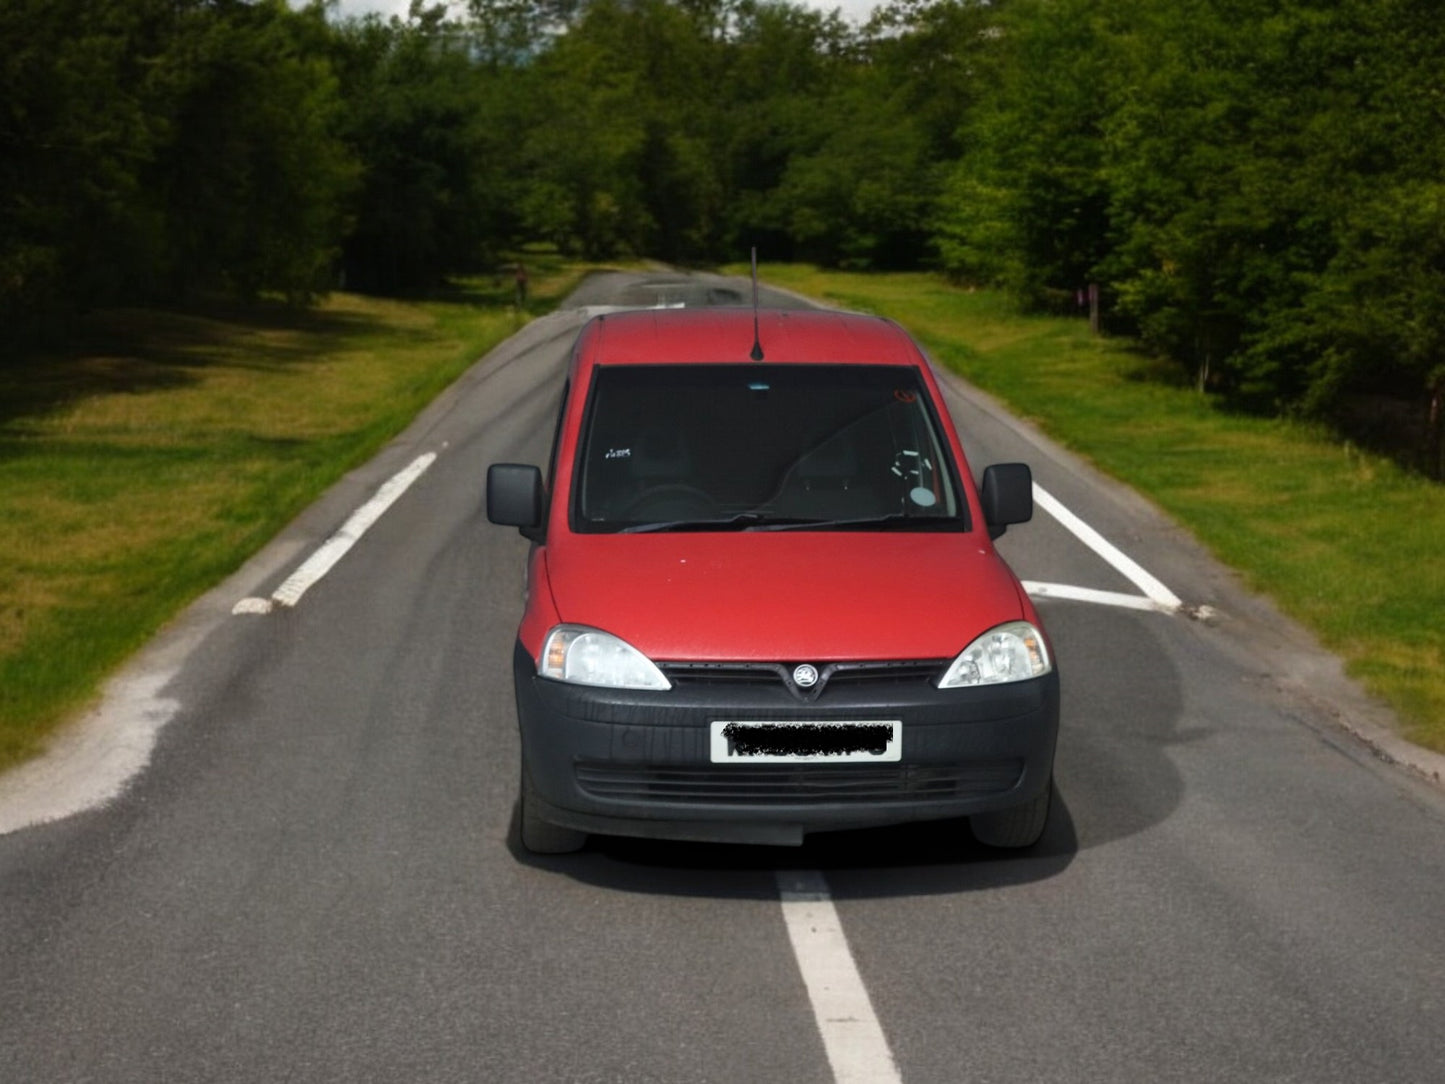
0, 262, 583, 771
752, 265, 1444, 754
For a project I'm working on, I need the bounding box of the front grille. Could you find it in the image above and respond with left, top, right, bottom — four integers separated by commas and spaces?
659, 659, 948, 700
826, 661, 949, 685
659, 663, 786, 686
574, 760, 1023, 805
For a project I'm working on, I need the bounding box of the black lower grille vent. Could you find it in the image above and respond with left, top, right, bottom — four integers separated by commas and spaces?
574, 760, 1023, 805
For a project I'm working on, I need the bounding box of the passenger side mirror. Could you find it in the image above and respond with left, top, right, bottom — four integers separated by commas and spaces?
979, 463, 1033, 539
487, 463, 546, 542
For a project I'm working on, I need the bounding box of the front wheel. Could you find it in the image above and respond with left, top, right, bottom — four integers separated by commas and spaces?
519, 764, 586, 854
970, 776, 1052, 849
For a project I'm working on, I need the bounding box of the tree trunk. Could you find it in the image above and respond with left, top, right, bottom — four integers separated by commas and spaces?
1428, 378, 1444, 481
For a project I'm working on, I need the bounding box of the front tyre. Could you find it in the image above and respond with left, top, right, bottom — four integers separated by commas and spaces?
519, 763, 587, 854
970, 776, 1052, 849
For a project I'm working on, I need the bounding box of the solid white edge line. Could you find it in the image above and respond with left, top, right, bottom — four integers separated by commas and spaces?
259, 452, 436, 611
1031, 484, 1182, 611
1022, 581, 1175, 613
777, 870, 904, 1084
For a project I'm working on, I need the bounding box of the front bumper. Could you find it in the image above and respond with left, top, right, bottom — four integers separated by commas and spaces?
512, 641, 1059, 846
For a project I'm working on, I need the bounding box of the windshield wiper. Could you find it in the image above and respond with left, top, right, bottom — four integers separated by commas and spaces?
619, 512, 825, 534
756, 512, 953, 532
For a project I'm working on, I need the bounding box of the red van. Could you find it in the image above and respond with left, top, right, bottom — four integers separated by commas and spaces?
488, 307, 1058, 853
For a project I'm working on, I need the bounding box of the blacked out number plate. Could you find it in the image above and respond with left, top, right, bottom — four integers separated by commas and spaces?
709, 721, 902, 763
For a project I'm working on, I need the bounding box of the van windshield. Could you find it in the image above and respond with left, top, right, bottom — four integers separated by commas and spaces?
573, 364, 967, 533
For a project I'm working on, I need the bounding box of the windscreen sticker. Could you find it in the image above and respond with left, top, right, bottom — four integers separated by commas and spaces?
891, 449, 931, 480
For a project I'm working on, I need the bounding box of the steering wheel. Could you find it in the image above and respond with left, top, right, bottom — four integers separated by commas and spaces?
621, 484, 719, 520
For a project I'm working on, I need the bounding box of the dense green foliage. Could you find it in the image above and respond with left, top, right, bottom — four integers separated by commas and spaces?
3, 0, 1442, 472
1, 0, 354, 326
939, 0, 1445, 474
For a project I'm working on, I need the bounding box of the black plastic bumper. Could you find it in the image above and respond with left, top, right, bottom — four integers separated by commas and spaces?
512, 641, 1060, 846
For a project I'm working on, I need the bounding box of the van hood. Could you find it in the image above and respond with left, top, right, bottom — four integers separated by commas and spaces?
543, 532, 1026, 662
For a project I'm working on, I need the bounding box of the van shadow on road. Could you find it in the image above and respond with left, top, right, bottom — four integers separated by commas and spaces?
508, 794, 1078, 902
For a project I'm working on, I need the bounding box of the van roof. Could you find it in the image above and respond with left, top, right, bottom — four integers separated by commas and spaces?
575, 307, 924, 368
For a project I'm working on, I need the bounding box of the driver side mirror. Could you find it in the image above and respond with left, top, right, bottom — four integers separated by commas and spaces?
979, 463, 1033, 539
487, 463, 547, 543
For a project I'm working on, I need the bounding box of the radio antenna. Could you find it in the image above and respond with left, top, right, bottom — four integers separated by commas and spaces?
749, 247, 764, 361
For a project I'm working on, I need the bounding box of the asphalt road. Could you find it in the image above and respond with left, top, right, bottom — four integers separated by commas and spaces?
2, 270, 1443, 1083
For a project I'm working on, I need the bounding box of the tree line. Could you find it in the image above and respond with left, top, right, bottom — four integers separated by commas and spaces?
3, 0, 1441, 474
937, 0, 1445, 476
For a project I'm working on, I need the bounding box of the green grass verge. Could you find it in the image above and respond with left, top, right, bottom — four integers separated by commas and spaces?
0, 261, 585, 771
753, 265, 1445, 754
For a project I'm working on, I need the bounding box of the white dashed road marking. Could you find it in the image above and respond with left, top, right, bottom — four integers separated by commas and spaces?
1029, 483, 1183, 613
777, 870, 903, 1084
1022, 581, 1176, 613
233, 452, 436, 615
